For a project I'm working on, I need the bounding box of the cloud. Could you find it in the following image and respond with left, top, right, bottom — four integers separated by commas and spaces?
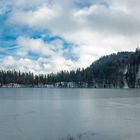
2, 56, 41, 74
9, 5, 57, 29
1, 55, 75, 74
1, 0, 140, 73
9, 0, 140, 35
74, 5, 140, 35
10, 36, 76, 74
16, 36, 55, 57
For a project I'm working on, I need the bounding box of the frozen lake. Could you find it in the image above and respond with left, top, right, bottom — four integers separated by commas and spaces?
0, 88, 140, 140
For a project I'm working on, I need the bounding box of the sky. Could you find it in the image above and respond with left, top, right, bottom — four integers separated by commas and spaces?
0, 0, 139, 74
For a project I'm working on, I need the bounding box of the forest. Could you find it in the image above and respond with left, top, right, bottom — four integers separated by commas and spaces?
0, 48, 140, 88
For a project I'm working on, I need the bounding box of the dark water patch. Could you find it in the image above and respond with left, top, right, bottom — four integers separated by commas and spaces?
59, 131, 96, 140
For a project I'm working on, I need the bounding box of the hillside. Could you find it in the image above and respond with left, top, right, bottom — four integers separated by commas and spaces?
0, 48, 140, 88
88, 51, 137, 88
47, 48, 140, 88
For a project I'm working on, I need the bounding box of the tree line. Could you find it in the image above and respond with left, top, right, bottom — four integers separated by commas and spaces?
0, 48, 140, 88
47, 48, 140, 88
0, 71, 47, 86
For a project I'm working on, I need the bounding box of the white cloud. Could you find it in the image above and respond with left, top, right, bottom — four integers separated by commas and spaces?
9, 0, 140, 35
3, 56, 15, 66
9, 5, 57, 29
16, 36, 55, 57
2, 56, 38, 73
1, 55, 76, 74
10, 37, 76, 74
2, 0, 140, 73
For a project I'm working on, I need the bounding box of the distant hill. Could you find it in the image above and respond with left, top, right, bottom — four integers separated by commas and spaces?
0, 48, 140, 88
87, 49, 140, 88
87, 51, 135, 88
47, 48, 140, 88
